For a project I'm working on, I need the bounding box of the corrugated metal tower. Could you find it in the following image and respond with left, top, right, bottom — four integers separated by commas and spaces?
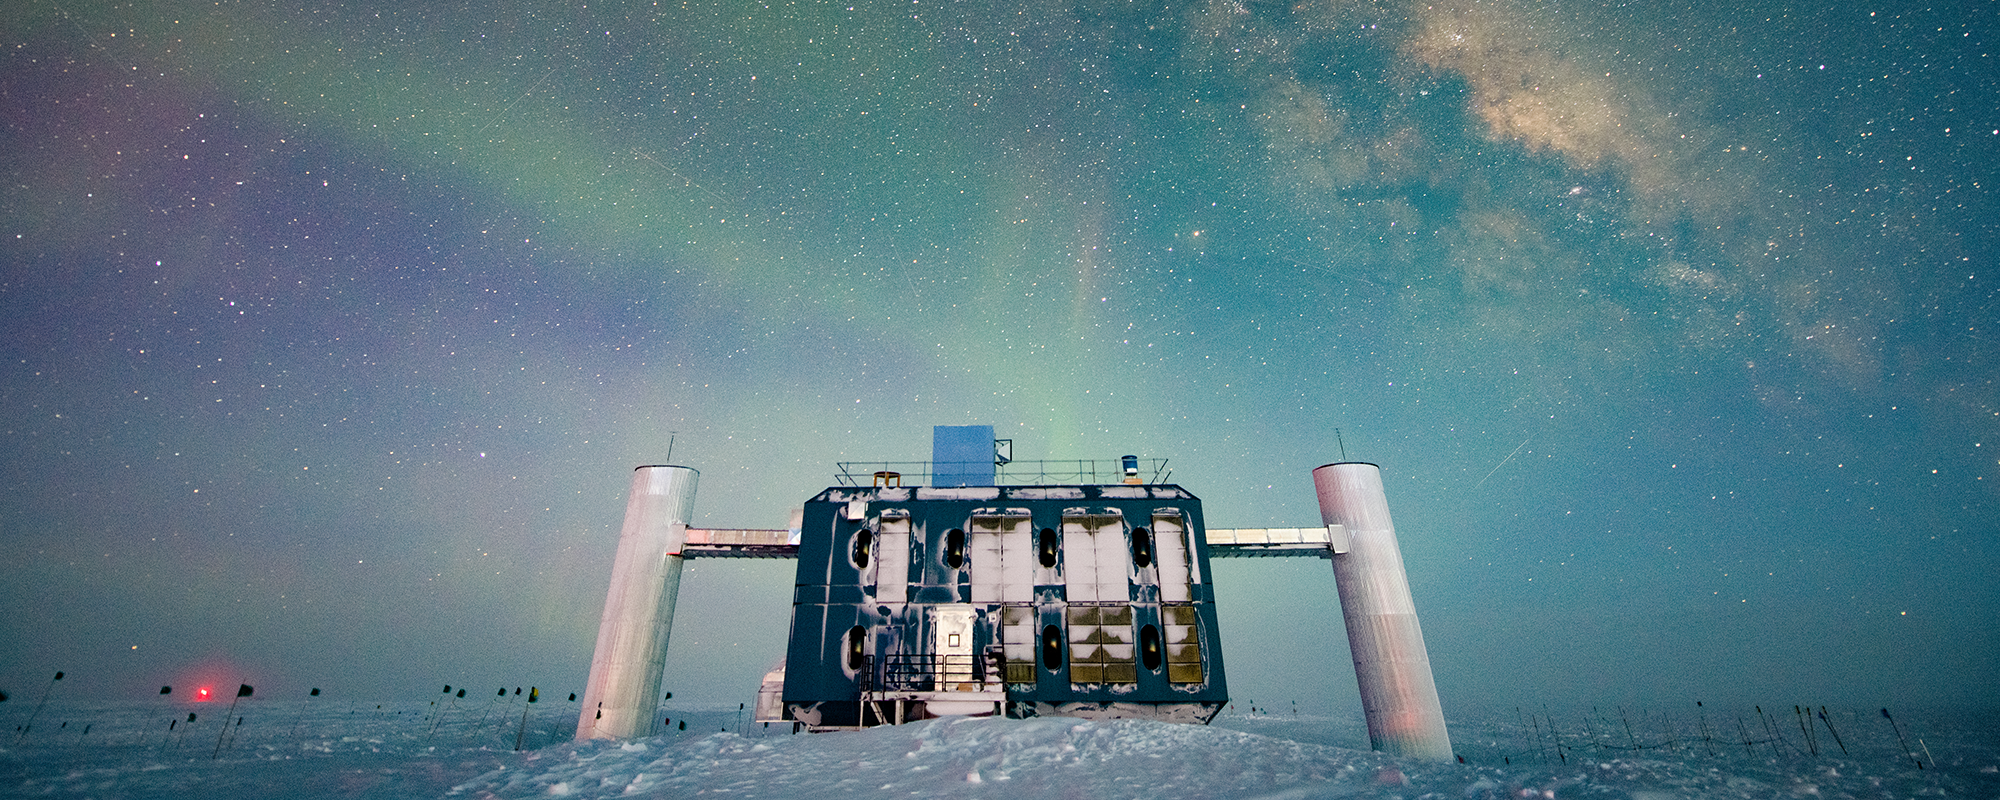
1313, 462, 1452, 760
575, 465, 698, 740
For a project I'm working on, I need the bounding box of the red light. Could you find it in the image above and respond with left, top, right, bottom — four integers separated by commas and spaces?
196, 687, 212, 701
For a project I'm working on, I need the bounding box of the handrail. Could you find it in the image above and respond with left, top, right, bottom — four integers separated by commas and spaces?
834, 458, 1171, 487
859, 654, 1002, 691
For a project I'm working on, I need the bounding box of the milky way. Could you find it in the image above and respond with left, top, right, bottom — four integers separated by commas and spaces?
2, 0, 1993, 712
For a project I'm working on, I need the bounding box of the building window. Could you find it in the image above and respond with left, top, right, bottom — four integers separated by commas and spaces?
943, 528, 966, 570
845, 626, 867, 672
1151, 512, 1195, 603
851, 530, 873, 569
969, 514, 1032, 605
1060, 513, 1128, 603
1067, 605, 1136, 684
1162, 604, 1204, 683
1131, 526, 1153, 568
1002, 606, 1037, 683
1037, 527, 1059, 568
1040, 624, 1063, 671
1139, 624, 1163, 671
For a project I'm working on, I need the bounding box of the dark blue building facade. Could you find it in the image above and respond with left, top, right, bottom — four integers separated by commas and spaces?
780, 483, 1229, 729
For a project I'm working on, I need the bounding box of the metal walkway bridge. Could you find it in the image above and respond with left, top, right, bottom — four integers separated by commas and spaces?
677, 524, 1349, 559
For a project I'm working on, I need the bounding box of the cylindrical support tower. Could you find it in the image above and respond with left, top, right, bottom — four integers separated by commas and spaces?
576, 465, 699, 740
1313, 462, 1453, 761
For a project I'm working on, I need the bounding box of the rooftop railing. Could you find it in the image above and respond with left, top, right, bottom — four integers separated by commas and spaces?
833, 458, 1171, 487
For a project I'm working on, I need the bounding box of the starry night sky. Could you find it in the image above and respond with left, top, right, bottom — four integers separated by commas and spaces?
3, 0, 1995, 715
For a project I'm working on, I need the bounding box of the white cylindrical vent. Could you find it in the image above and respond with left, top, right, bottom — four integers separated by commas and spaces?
575, 465, 698, 741
1312, 462, 1453, 761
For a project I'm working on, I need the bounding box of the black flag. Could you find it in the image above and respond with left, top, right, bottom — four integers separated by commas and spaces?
236, 684, 254, 698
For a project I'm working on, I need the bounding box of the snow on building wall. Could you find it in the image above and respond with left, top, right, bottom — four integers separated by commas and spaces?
780, 484, 1229, 729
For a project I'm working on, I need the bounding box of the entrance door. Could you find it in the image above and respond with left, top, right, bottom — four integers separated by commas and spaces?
930, 604, 977, 690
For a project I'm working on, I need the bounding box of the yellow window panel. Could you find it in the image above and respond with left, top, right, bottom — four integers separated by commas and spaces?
1082, 627, 1122, 645
1068, 644, 1105, 663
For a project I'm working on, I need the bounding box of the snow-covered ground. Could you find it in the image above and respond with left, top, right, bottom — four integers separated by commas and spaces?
4, 698, 1995, 798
